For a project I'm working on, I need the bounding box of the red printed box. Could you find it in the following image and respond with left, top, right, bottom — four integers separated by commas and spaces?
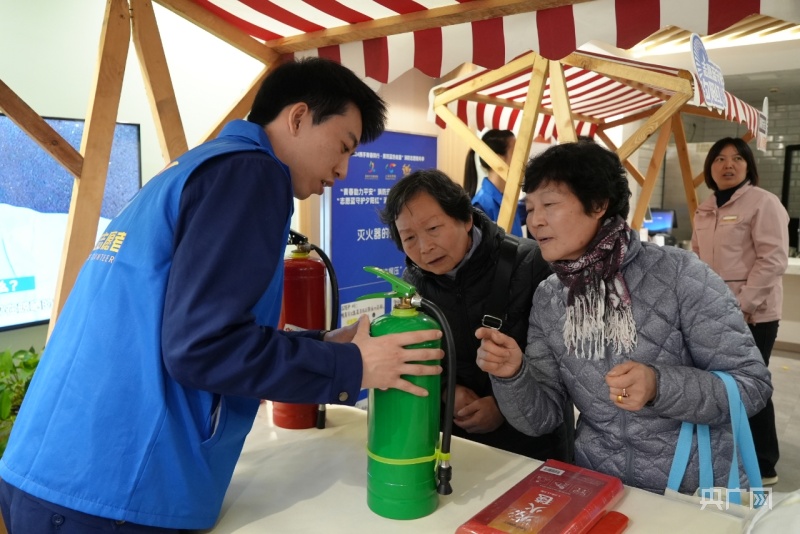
457, 460, 626, 534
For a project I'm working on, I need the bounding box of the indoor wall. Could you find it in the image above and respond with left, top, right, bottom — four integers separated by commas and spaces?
0, 0, 446, 352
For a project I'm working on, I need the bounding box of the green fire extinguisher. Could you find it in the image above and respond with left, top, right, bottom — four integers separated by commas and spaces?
358, 266, 456, 520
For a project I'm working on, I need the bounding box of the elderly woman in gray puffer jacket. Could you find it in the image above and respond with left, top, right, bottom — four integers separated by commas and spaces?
476, 141, 772, 495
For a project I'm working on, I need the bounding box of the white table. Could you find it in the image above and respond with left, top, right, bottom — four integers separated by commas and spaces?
201, 404, 744, 533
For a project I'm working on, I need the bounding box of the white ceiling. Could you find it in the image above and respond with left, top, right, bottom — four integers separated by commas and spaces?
725, 68, 800, 106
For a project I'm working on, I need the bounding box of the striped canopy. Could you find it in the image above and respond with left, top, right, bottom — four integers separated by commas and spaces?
429, 50, 763, 142
186, 0, 800, 84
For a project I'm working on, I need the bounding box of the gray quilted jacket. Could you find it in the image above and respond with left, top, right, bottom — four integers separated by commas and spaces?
490, 231, 772, 494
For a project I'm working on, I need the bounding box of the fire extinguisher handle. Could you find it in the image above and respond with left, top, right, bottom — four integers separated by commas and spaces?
360, 266, 416, 300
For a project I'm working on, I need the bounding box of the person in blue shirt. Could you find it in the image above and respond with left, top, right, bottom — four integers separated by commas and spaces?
463, 129, 526, 237
0, 58, 443, 534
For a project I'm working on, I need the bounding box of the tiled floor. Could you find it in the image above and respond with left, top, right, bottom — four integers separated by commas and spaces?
769, 350, 800, 494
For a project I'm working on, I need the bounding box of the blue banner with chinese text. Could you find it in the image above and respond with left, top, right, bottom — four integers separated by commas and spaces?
330, 131, 437, 327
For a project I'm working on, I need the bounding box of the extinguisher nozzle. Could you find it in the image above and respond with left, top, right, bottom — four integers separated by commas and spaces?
436, 464, 453, 495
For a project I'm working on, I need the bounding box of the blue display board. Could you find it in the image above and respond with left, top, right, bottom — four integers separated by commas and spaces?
329, 131, 437, 327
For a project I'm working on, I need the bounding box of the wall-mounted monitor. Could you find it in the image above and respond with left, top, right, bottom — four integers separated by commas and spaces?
0, 114, 141, 331
642, 209, 677, 235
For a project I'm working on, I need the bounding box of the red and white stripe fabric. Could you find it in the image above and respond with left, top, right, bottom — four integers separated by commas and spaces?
189, 0, 799, 84
428, 50, 762, 141
725, 92, 762, 132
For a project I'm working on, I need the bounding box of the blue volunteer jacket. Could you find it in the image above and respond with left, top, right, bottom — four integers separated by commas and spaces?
0, 121, 292, 529
471, 177, 525, 237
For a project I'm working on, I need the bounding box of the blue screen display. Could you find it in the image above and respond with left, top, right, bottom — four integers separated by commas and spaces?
642, 209, 675, 235
0, 115, 141, 331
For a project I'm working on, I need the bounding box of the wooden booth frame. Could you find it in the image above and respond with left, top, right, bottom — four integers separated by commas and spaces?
0, 0, 795, 338
430, 48, 762, 234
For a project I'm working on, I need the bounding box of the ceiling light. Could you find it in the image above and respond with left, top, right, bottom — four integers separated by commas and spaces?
631, 17, 800, 58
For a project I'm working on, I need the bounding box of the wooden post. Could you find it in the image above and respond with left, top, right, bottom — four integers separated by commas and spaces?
497, 53, 549, 232
48, 0, 131, 339
548, 61, 577, 143
131, 0, 188, 162
631, 121, 672, 230
0, 80, 84, 178
670, 113, 699, 230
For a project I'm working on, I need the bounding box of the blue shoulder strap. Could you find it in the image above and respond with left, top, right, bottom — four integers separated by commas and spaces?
711, 371, 764, 505
666, 371, 764, 508
667, 421, 714, 492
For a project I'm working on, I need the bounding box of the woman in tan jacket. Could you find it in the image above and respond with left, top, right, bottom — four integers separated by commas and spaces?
692, 137, 789, 486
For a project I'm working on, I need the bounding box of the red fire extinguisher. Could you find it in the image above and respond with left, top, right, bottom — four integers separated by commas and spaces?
272, 230, 335, 429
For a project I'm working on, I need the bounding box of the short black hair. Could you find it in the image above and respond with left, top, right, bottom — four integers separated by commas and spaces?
523, 141, 631, 221
463, 129, 515, 198
380, 169, 472, 250
703, 137, 759, 191
247, 57, 387, 144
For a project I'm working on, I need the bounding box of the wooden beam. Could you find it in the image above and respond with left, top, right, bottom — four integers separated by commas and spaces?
131, 0, 188, 162
201, 61, 285, 144
617, 79, 673, 101
561, 52, 694, 96
681, 104, 728, 121
693, 170, 705, 188
154, 0, 279, 64
671, 113, 698, 228
434, 103, 508, 178
267, 0, 591, 54
465, 93, 526, 110
594, 130, 645, 187
498, 53, 549, 232
49, 0, 130, 337
298, 195, 321, 254
617, 91, 691, 161
548, 61, 577, 142
631, 121, 672, 231
600, 107, 656, 129
434, 52, 536, 108
432, 53, 540, 186
464, 93, 599, 125
0, 79, 83, 178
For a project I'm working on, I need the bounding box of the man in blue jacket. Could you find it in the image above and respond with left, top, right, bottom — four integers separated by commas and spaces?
0, 58, 443, 533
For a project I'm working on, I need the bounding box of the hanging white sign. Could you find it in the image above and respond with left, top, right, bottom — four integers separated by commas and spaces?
757, 97, 769, 152
690, 34, 726, 111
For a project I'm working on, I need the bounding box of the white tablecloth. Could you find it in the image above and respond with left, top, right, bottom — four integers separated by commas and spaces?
201, 404, 744, 533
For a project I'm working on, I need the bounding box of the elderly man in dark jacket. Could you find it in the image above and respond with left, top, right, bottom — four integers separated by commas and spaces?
380, 169, 572, 461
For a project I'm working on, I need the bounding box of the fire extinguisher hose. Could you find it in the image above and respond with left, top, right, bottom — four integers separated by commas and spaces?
417, 296, 456, 496
310, 242, 338, 431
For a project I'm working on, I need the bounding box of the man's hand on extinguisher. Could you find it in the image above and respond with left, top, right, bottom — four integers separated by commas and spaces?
351, 315, 444, 397
322, 319, 360, 344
